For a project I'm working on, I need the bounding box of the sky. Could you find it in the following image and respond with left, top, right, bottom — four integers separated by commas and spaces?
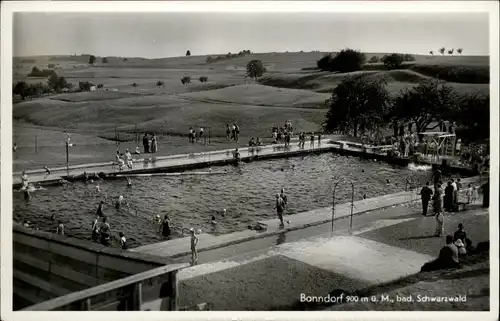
13, 12, 489, 58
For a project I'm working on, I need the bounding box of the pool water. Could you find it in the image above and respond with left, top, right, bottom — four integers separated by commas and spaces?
13, 153, 433, 248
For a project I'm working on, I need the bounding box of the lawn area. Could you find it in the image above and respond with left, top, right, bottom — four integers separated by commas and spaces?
12, 51, 490, 170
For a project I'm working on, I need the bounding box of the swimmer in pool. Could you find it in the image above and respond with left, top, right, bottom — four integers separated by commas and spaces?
222, 209, 226, 217
95, 184, 100, 193
96, 200, 105, 217
115, 195, 127, 209
126, 177, 132, 186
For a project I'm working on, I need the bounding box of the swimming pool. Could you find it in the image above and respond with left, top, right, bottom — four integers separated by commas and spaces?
13, 153, 434, 248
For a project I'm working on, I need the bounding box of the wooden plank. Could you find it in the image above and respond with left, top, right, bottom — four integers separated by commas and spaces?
49, 251, 97, 277
97, 254, 159, 275
14, 252, 50, 272
13, 270, 69, 298
23, 263, 189, 311
50, 264, 99, 288
13, 278, 55, 307
48, 242, 97, 266
14, 233, 50, 251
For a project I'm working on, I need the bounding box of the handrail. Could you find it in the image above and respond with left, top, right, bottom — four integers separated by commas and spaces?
23, 263, 189, 311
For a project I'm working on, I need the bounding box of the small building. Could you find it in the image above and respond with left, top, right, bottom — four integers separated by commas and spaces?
90, 86, 96, 92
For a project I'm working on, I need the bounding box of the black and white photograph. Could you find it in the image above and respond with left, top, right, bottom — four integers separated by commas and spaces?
1, 1, 498, 318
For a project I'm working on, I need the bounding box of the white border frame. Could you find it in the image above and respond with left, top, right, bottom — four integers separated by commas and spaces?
1, 2, 499, 321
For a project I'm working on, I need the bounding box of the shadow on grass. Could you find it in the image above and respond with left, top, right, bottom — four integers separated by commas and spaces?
399, 235, 438, 241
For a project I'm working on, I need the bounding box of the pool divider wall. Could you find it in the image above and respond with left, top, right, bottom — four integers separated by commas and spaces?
16, 140, 475, 187
12, 223, 171, 310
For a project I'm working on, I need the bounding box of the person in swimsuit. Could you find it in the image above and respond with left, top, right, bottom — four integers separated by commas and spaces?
161, 215, 171, 239
100, 217, 111, 246
274, 193, 285, 227
125, 149, 133, 170
190, 228, 199, 265
21, 171, 29, 190
56, 221, 65, 236
91, 216, 100, 241
119, 232, 127, 250
96, 200, 105, 217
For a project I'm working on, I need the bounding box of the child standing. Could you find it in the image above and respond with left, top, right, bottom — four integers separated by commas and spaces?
466, 184, 474, 204
190, 228, 199, 266
435, 212, 444, 237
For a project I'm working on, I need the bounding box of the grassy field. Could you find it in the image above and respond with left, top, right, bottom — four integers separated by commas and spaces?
12, 51, 490, 169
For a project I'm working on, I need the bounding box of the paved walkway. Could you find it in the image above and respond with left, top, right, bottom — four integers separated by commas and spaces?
174, 205, 489, 310
130, 176, 480, 259
13, 136, 346, 186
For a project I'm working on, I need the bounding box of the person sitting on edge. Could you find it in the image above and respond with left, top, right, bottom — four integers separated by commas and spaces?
249, 137, 255, 147
233, 148, 240, 161
438, 235, 460, 268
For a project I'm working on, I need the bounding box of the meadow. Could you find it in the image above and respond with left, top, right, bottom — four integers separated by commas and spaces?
13, 51, 490, 169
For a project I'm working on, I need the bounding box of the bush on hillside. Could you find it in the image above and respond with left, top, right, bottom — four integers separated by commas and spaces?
369, 56, 379, 63
317, 54, 333, 70
79, 81, 94, 91
156, 80, 164, 87
47, 73, 70, 93
48, 63, 55, 68
199, 76, 208, 83
97, 84, 104, 90
28, 67, 57, 78
89, 55, 96, 65
102, 57, 109, 63
403, 54, 416, 62
316, 49, 366, 73
13, 81, 53, 100
323, 75, 391, 137
410, 64, 489, 84
246, 60, 266, 80
381, 53, 405, 70
181, 76, 191, 85
186, 50, 191, 56
205, 50, 252, 64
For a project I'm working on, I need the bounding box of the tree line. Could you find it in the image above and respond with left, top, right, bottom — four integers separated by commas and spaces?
323, 75, 489, 142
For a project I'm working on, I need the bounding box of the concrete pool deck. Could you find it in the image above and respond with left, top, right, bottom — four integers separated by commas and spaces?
12, 136, 341, 186
130, 176, 480, 259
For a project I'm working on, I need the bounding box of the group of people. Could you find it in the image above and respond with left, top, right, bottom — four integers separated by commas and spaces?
271, 125, 291, 145
92, 200, 128, 249
142, 133, 159, 154
226, 123, 240, 142
297, 132, 321, 149
115, 149, 135, 171
189, 127, 205, 143
248, 137, 262, 147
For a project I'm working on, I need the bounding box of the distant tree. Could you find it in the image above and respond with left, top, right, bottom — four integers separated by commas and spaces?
323, 75, 391, 137
317, 54, 333, 70
13, 81, 28, 100
439, 47, 446, 56
102, 57, 109, 63
403, 54, 416, 62
123, 58, 128, 61
47, 73, 68, 92
48, 64, 55, 68
181, 76, 191, 85
327, 48, 366, 73
206, 56, 213, 63
89, 55, 96, 65
429, 51, 434, 56
97, 84, 104, 90
186, 50, 191, 56
246, 60, 266, 81
457, 48, 463, 55
132, 83, 138, 87
156, 80, 164, 88
199, 76, 208, 83
381, 53, 405, 70
448, 49, 454, 55
369, 56, 379, 63
388, 80, 458, 136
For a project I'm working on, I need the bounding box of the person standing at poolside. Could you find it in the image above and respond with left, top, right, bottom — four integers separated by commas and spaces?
431, 166, 442, 190
280, 188, 288, 209
21, 171, 29, 190
420, 182, 433, 216
274, 193, 285, 227
189, 228, 199, 265
142, 133, 149, 153
310, 133, 315, 149
151, 133, 158, 154
433, 183, 443, 215
125, 149, 133, 170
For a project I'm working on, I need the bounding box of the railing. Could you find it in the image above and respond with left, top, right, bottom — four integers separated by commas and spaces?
22, 263, 189, 311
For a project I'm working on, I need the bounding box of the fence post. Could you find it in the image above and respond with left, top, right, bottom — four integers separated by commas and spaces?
168, 271, 179, 311
132, 282, 143, 310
